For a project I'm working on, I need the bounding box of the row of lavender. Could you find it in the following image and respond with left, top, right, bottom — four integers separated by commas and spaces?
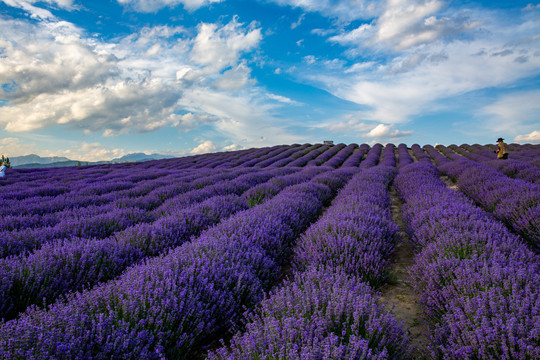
0, 143, 368, 258
423, 145, 540, 247
1, 167, 332, 320
445, 143, 540, 184
208, 146, 412, 358
0, 167, 355, 358
395, 158, 540, 359
206, 143, 540, 359
1, 168, 253, 258
0, 143, 385, 322
0, 144, 399, 358
2, 144, 536, 357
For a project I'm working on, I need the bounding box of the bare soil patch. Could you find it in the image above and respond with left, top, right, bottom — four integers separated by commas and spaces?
440, 175, 458, 190
379, 187, 429, 358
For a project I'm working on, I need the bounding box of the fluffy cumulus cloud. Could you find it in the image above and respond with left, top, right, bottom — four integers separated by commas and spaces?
514, 131, 540, 143
313, 113, 373, 133
0, 7, 297, 148
222, 143, 244, 151
0, 17, 183, 134
364, 123, 412, 138
117, 0, 223, 12
190, 18, 262, 74
190, 140, 217, 154
212, 63, 253, 90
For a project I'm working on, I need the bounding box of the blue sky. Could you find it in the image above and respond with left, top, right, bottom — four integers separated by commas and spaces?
0, 0, 539, 160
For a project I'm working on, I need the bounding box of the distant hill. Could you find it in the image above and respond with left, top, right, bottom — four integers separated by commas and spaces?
11, 153, 173, 168
111, 153, 173, 162
10, 154, 71, 167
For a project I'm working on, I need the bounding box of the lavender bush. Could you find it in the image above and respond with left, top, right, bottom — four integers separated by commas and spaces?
208, 269, 410, 360
395, 162, 540, 359
438, 159, 540, 246
0, 170, 348, 359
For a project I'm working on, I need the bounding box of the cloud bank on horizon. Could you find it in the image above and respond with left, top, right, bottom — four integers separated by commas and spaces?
0, 0, 539, 160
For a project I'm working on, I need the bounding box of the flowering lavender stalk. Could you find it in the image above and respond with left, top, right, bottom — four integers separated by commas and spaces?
1, 206, 153, 259
218, 146, 285, 168
0, 194, 250, 321
0, 169, 288, 319
269, 144, 323, 168
241, 167, 326, 207
380, 143, 397, 167
240, 146, 293, 167
288, 144, 329, 167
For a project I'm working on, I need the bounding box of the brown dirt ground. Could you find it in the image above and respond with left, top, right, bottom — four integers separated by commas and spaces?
378, 187, 430, 358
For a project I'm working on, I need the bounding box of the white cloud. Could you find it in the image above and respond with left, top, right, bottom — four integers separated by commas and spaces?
54, 142, 127, 161
329, 0, 481, 52
313, 114, 373, 133
304, 11, 540, 125
303, 55, 316, 64
212, 63, 253, 90
1, 0, 76, 19
190, 140, 217, 154
190, 17, 262, 74
0, 11, 277, 143
0, 19, 116, 104
266, 93, 300, 105
480, 90, 540, 133
179, 87, 303, 146
0, 78, 180, 133
524, 4, 540, 11
171, 112, 216, 131
117, 0, 223, 12
0, 137, 39, 157
364, 123, 412, 138
515, 130, 540, 143
0, 3, 305, 157
291, 13, 305, 29
267, 0, 381, 22
222, 143, 244, 151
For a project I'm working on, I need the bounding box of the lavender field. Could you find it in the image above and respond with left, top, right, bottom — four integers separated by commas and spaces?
0, 142, 539, 360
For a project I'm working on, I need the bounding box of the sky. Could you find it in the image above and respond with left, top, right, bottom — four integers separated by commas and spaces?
0, 0, 539, 161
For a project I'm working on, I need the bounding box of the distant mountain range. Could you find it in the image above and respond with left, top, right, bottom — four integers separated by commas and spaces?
10, 153, 174, 168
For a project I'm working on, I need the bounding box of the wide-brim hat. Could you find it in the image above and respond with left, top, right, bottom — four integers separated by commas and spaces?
497, 137, 504, 142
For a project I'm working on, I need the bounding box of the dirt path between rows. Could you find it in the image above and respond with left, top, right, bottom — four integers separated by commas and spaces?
379, 187, 429, 358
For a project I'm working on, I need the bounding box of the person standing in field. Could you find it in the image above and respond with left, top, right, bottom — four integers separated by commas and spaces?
495, 137, 509, 159
0, 161, 6, 177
